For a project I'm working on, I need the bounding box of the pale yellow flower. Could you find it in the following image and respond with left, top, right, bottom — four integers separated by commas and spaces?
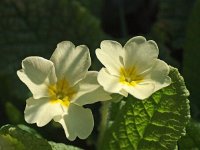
96, 36, 171, 100
17, 41, 111, 140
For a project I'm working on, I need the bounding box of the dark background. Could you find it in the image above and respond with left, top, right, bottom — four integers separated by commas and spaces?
0, 0, 199, 149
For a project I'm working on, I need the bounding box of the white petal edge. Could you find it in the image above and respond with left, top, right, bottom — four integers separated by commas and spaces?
124, 36, 159, 74
96, 40, 124, 76
25, 97, 64, 127
122, 82, 155, 100
55, 103, 94, 141
17, 56, 57, 99
142, 59, 171, 92
50, 41, 91, 86
97, 68, 128, 97
72, 71, 111, 106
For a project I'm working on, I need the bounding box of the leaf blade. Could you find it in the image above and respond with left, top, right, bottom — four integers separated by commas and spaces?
100, 67, 190, 150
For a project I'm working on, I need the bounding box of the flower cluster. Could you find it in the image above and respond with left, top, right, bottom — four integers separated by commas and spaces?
17, 36, 171, 140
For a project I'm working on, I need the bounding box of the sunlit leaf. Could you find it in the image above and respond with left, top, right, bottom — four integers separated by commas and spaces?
0, 124, 83, 150
100, 67, 190, 150
0, 124, 51, 150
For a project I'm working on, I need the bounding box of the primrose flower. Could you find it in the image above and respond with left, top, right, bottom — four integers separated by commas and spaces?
17, 41, 111, 140
96, 36, 171, 100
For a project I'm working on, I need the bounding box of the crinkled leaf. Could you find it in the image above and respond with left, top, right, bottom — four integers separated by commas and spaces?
100, 67, 190, 150
0, 124, 51, 150
49, 141, 83, 150
178, 120, 200, 149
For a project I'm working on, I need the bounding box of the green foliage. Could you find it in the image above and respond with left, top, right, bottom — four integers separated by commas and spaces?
49, 141, 83, 150
0, 124, 52, 150
178, 120, 200, 149
183, 0, 200, 113
17, 124, 43, 138
0, 0, 197, 149
0, 124, 82, 150
0, 134, 25, 150
99, 67, 190, 150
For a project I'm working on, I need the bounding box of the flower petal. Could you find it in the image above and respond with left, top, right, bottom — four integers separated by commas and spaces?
55, 103, 94, 141
96, 40, 124, 76
98, 68, 128, 97
25, 97, 64, 127
142, 59, 171, 92
50, 41, 91, 86
72, 71, 111, 106
124, 36, 159, 73
122, 82, 155, 100
17, 57, 57, 99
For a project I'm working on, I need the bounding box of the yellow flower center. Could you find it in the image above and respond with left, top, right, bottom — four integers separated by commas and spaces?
119, 67, 143, 86
48, 79, 76, 107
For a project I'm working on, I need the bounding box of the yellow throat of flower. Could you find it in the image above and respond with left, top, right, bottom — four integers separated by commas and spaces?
48, 79, 76, 107
119, 67, 143, 86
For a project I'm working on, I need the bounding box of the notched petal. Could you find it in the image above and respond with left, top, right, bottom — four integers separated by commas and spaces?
17, 57, 57, 99
96, 40, 124, 76
125, 36, 146, 46
24, 97, 63, 127
55, 103, 94, 141
50, 41, 91, 86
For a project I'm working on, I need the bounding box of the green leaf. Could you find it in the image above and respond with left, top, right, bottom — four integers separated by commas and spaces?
178, 120, 200, 149
0, 124, 51, 150
0, 124, 84, 150
0, 134, 25, 150
49, 141, 83, 150
183, 0, 200, 112
99, 67, 190, 150
17, 124, 43, 138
